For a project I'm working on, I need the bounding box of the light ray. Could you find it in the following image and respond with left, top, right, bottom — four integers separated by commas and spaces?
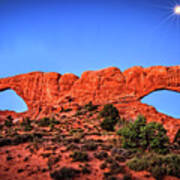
145, 0, 180, 49
149, 4, 173, 10
152, 13, 174, 31
167, 0, 179, 6
150, 0, 180, 33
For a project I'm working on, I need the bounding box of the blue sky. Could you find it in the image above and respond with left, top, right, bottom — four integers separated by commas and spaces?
0, 0, 180, 117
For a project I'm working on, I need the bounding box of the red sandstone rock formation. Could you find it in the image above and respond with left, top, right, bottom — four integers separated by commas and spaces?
0, 66, 180, 141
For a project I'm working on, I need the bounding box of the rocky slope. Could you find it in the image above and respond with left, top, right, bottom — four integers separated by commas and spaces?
0, 65, 180, 180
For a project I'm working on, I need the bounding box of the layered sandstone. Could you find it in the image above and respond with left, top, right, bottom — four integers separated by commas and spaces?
0, 66, 180, 141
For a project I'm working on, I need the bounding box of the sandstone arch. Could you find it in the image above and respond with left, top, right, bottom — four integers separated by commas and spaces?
0, 66, 180, 141
123, 66, 180, 100
0, 66, 179, 111
0, 71, 79, 112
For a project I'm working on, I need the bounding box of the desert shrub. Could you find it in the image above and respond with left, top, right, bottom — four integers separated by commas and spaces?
50, 167, 80, 180
100, 162, 107, 169
170, 130, 180, 150
105, 157, 114, 164
70, 151, 89, 162
162, 154, 180, 177
82, 142, 98, 151
47, 156, 61, 169
6, 155, 13, 161
84, 101, 98, 111
101, 117, 118, 131
111, 147, 133, 156
69, 128, 84, 134
79, 164, 91, 174
66, 144, 80, 151
0, 124, 3, 130
117, 115, 169, 154
6, 115, 13, 120
4, 116, 13, 127
41, 153, 51, 158
106, 176, 117, 180
99, 104, 119, 119
101, 144, 113, 150
103, 172, 113, 179
174, 129, 180, 143
103, 161, 124, 179
38, 117, 59, 127
150, 165, 166, 180
123, 174, 132, 180
21, 117, 33, 131
74, 110, 85, 116
94, 151, 108, 160
127, 156, 149, 171
0, 137, 12, 146
127, 153, 180, 179
115, 155, 126, 162
99, 104, 119, 131
17, 168, 24, 173
60, 107, 72, 112
0, 133, 42, 147
81, 166, 91, 174
110, 162, 125, 174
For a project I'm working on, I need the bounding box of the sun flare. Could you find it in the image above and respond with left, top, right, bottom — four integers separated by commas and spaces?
174, 5, 180, 15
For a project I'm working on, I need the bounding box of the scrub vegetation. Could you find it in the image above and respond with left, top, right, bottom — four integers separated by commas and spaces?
0, 103, 180, 180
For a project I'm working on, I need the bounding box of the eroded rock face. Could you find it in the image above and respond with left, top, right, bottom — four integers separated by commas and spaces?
0, 66, 180, 141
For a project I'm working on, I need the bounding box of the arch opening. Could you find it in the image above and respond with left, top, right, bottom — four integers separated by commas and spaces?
141, 90, 180, 119
0, 89, 28, 112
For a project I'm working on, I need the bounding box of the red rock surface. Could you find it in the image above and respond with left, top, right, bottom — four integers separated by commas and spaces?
0, 66, 180, 141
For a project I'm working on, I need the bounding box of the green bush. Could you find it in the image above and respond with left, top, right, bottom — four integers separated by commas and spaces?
0, 124, 3, 130
60, 107, 72, 112
66, 144, 80, 151
21, 117, 33, 131
0, 133, 43, 147
4, 116, 13, 127
84, 101, 98, 111
109, 162, 124, 174
6, 115, 13, 120
38, 117, 59, 127
123, 174, 132, 180
115, 155, 126, 162
70, 151, 89, 162
103, 161, 124, 179
101, 117, 117, 131
50, 167, 80, 180
82, 142, 98, 151
127, 156, 149, 171
174, 129, 180, 143
79, 164, 91, 174
74, 110, 85, 116
47, 156, 61, 169
94, 151, 108, 160
69, 128, 84, 135
117, 115, 169, 154
99, 104, 119, 119
127, 153, 180, 179
105, 175, 117, 180
100, 162, 107, 169
99, 104, 119, 131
